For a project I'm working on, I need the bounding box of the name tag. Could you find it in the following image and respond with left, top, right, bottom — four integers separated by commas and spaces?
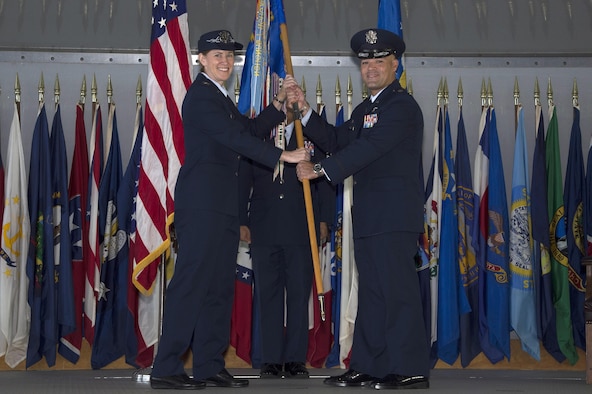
363, 113, 378, 128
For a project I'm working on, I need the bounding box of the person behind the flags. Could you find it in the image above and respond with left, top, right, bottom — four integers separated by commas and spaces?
132, 0, 193, 296
0, 102, 31, 368
26, 102, 57, 368
234, 0, 287, 369
509, 104, 540, 360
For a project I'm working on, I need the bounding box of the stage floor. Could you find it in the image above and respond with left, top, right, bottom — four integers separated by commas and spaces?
0, 368, 588, 393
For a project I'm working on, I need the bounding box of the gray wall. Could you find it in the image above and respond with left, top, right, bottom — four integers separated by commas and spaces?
2, 1, 591, 55
0, 0, 591, 195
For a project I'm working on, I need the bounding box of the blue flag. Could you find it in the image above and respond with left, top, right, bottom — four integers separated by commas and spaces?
484, 108, 511, 361
325, 105, 344, 368
437, 106, 467, 365
564, 106, 586, 351
26, 104, 57, 367
238, 0, 286, 117
531, 105, 564, 362
472, 107, 505, 363
91, 104, 124, 369
455, 107, 481, 367
509, 106, 539, 360
377, 0, 405, 85
49, 104, 76, 361
122, 105, 144, 368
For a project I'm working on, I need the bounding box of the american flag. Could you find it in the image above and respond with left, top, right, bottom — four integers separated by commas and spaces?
132, 0, 193, 295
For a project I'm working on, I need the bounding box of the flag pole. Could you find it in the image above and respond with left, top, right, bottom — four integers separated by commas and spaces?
279, 22, 325, 321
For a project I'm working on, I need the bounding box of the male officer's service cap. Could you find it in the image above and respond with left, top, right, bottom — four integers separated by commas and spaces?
198, 30, 243, 53
350, 28, 405, 59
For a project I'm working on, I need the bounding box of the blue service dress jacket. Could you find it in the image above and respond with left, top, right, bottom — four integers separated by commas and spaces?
175, 72, 286, 217
303, 79, 424, 238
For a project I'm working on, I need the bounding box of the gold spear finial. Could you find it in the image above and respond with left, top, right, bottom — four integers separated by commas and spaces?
54, 74, 61, 106
487, 78, 493, 106
234, 74, 240, 104
347, 74, 353, 116
80, 75, 87, 105
107, 75, 113, 105
347, 74, 353, 101
534, 77, 541, 107
443, 77, 449, 106
458, 78, 464, 107
136, 75, 143, 105
335, 76, 342, 107
572, 78, 578, 107
547, 77, 553, 107
316, 75, 322, 107
91, 74, 98, 104
15, 73, 21, 104
38, 72, 45, 103
513, 77, 520, 106
407, 77, 413, 96
437, 77, 443, 106
480, 78, 487, 107
301, 76, 307, 98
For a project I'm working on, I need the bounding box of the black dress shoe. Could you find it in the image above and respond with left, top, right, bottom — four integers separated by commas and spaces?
260, 363, 283, 378
284, 362, 309, 378
150, 373, 206, 390
370, 374, 429, 390
323, 369, 376, 387
205, 368, 249, 387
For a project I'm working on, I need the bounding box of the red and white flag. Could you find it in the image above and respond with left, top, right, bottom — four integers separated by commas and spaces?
132, 0, 193, 295
84, 103, 103, 345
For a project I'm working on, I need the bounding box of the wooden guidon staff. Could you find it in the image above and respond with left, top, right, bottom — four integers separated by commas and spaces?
278, 23, 325, 321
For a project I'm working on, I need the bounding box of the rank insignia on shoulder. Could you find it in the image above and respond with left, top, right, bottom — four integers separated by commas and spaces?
363, 113, 378, 128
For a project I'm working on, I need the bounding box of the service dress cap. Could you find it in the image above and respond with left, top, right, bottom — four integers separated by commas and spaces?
198, 30, 243, 53
350, 28, 405, 59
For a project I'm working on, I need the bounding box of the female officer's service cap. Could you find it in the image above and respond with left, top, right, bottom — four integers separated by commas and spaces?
198, 30, 243, 53
350, 28, 405, 59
